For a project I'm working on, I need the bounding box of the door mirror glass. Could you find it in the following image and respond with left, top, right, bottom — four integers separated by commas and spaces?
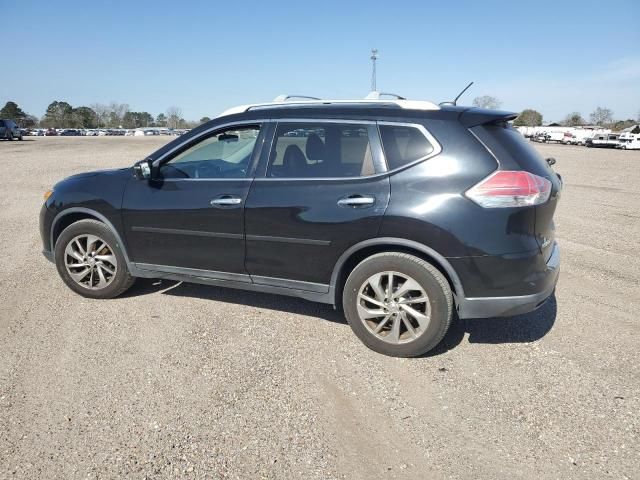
134, 158, 153, 180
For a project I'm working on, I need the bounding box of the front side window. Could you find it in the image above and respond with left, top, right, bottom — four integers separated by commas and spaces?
161, 125, 260, 179
379, 124, 435, 170
267, 123, 375, 178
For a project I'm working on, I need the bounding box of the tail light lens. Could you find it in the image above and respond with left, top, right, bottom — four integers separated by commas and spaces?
466, 170, 552, 208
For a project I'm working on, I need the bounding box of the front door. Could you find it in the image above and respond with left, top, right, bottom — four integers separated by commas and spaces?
122, 123, 263, 275
245, 120, 390, 289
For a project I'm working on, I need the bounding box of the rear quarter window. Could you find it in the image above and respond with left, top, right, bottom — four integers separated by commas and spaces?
472, 125, 551, 178
379, 125, 434, 170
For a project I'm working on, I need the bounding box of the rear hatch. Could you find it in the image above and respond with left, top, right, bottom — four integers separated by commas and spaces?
463, 110, 562, 261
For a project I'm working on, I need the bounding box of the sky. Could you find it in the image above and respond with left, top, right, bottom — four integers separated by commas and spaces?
2, 0, 639, 123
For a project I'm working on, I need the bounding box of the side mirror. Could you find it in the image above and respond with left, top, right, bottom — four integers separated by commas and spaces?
546, 157, 556, 167
133, 158, 154, 180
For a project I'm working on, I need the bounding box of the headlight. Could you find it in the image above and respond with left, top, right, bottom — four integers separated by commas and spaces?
43, 190, 53, 200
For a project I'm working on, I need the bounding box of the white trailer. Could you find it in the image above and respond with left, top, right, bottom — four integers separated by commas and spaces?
618, 132, 640, 150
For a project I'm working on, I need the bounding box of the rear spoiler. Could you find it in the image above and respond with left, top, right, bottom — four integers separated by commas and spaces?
459, 108, 518, 128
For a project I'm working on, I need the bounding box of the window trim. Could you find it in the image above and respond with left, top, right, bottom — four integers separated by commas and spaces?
151, 120, 267, 181
376, 121, 443, 173
255, 118, 441, 181
256, 118, 387, 181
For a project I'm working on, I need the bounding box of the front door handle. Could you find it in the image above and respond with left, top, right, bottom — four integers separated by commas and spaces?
210, 195, 242, 207
337, 195, 375, 208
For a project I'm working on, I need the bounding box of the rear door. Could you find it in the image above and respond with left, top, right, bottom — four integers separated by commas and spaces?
244, 120, 390, 289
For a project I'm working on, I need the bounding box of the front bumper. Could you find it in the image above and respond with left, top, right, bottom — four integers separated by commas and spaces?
457, 242, 559, 319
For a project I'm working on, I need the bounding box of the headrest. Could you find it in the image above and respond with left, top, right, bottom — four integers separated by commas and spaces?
283, 144, 306, 164
306, 133, 325, 160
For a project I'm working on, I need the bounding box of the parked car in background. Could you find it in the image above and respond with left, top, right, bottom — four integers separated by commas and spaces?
586, 133, 619, 148
618, 132, 640, 150
45, 128, 57, 136
0, 119, 23, 140
39, 96, 562, 357
532, 132, 550, 143
60, 129, 81, 136
545, 131, 565, 143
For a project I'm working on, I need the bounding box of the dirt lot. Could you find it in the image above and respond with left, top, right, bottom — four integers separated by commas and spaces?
0, 136, 638, 479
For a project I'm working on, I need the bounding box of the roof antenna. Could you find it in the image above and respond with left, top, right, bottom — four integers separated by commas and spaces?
440, 81, 474, 106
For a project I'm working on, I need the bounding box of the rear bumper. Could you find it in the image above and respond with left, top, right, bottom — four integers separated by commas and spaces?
457, 243, 559, 319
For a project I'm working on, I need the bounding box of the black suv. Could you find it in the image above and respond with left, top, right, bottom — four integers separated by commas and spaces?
1, 119, 23, 140
39, 98, 561, 357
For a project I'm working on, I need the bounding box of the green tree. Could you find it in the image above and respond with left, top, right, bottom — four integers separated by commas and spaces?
199, 116, 211, 124
22, 115, 39, 128
562, 112, 585, 127
122, 111, 154, 128
0, 101, 27, 123
41, 101, 73, 128
513, 109, 543, 127
155, 113, 167, 127
73, 106, 98, 128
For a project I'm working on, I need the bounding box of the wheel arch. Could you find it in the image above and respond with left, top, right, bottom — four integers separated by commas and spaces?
331, 238, 465, 307
50, 208, 132, 266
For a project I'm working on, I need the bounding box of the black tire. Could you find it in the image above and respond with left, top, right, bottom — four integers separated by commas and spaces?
18, 133, 23, 141
54, 219, 135, 299
7, 132, 13, 141
342, 252, 453, 357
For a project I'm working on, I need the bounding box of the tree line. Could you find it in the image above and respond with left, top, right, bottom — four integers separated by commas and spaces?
1, 97, 638, 131
0, 100, 211, 130
470, 95, 639, 130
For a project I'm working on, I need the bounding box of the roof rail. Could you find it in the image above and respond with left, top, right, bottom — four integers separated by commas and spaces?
217, 98, 439, 117
365, 91, 406, 100
273, 94, 322, 102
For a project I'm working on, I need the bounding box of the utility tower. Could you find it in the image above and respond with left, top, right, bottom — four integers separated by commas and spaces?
370, 49, 378, 91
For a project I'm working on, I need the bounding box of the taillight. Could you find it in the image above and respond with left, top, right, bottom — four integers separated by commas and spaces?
465, 170, 551, 208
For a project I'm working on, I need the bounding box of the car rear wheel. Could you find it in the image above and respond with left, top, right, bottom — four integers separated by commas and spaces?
343, 252, 453, 357
54, 219, 135, 299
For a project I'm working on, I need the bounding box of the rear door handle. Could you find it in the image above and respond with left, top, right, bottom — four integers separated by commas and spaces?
337, 195, 375, 207
210, 195, 242, 207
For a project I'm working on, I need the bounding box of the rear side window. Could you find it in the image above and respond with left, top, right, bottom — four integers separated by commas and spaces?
379, 125, 434, 170
268, 123, 375, 178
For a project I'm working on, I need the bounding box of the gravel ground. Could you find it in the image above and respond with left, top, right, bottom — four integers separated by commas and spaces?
0, 136, 638, 479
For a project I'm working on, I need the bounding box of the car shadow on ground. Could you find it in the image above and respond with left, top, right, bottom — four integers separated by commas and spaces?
123, 278, 346, 323
424, 294, 557, 357
124, 279, 558, 355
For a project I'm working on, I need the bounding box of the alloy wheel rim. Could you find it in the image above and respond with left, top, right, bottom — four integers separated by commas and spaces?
64, 234, 118, 290
357, 271, 431, 344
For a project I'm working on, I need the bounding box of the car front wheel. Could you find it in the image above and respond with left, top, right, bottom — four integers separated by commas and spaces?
343, 252, 453, 357
54, 219, 135, 299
